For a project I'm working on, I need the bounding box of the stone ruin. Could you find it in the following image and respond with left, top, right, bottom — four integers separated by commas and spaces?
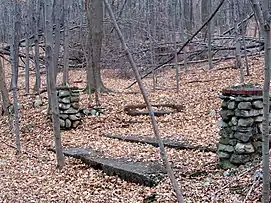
57, 87, 81, 130
217, 84, 267, 169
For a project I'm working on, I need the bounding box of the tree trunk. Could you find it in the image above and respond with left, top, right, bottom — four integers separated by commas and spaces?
207, 0, 213, 69
33, 0, 41, 92
261, 0, 271, 201
45, 0, 65, 169
85, 0, 106, 105
0, 58, 10, 115
233, 1, 244, 84
52, 0, 63, 82
24, 0, 31, 94
9, 0, 21, 154
62, 0, 70, 85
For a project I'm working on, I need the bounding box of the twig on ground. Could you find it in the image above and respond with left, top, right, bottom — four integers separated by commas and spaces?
0, 140, 38, 158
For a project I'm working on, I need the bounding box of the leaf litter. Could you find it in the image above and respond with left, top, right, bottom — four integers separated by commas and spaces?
0, 57, 266, 202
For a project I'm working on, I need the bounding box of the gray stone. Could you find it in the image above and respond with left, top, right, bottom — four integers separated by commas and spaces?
221, 100, 229, 109
90, 109, 97, 115
252, 100, 263, 109
59, 119, 65, 128
33, 97, 43, 108
82, 109, 91, 116
238, 102, 251, 110
65, 119, 72, 128
258, 124, 263, 134
228, 139, 238, 146
59, 114, 69, 120
234, 109, 262, 117
249, 109, 263, 117
232, 126, 252, 132
58, 90, 70, 98
218, 120, 228, 128
235, 96, 262, 102
71, 91, 80, 96
233, 131, 252, 142
231, 117, 237, 125
60, 97, 71, 104
217, 151, 230, 159
219, 94, 231, 100
71, 102, 80, 109
235, 143, 255, 154
72, 120, 81, 128
228, 101, 236, 110
219, 127, 233, 138
235, 109, 250, 117
255, 141, 262, 154
218, 144, 234, 153
219, 137, 230, 145
69, 115, 80, 121
219, 159, 237, 169
254, 133, 262, 141
230, 154, 250, 164
64, 108, 78, 114
59, 103, 71, 110
71, 96, 80, 103
255, 116, 263, 122
238, 118, 254, 127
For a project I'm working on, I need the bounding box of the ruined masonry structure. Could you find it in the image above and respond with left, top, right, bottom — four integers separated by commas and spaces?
218, 86, 268, 169
57, 87, 81, 130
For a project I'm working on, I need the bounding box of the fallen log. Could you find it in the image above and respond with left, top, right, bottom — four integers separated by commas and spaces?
51, 148, 166, 187
124, 103, 184, 117
103, 134, 217, 153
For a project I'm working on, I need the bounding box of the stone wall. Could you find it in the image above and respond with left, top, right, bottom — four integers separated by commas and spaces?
218, 90, 266, 169
57, 87, 81, 130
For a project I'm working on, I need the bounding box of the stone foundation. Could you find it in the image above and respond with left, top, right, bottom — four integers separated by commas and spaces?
217, 85, 267, 169
57, 87, 81, 130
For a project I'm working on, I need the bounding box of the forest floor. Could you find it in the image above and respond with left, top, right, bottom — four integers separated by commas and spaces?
0, 56, 266, 203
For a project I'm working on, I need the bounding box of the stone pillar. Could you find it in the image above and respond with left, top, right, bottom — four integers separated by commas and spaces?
217, 86, 265, 169
57, 87, 81, 130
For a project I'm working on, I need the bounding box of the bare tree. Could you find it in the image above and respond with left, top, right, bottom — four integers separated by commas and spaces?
233, 0, 244, 84
85, 0, 107, 99
62, 0, 70, 85
0, 57, 10, 115
45, 0, 65, 169
33, 0, 41, 92
9, 0, 21, 154
207, 0, 213, 69
24, 0, 31, 94
249, 0, 271, 202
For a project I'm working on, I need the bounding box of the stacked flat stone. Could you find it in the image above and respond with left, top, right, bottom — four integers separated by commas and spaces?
218, 90, 267, 169
57, 87, 81, 130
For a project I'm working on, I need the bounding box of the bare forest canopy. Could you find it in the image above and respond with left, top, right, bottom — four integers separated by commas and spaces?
0, 0, 263, 79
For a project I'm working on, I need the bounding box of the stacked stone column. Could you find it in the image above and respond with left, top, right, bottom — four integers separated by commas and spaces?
217, 89, 267, 169
57, 87, 81, 130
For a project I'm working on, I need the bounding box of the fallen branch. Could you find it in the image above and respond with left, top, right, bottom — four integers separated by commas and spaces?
103, 134, 217, 153
0, 140, 37, 158
243, 178, 260, 203
212, 163, 260, 201
124, 104, 184, 117
126, 0, 226, 89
